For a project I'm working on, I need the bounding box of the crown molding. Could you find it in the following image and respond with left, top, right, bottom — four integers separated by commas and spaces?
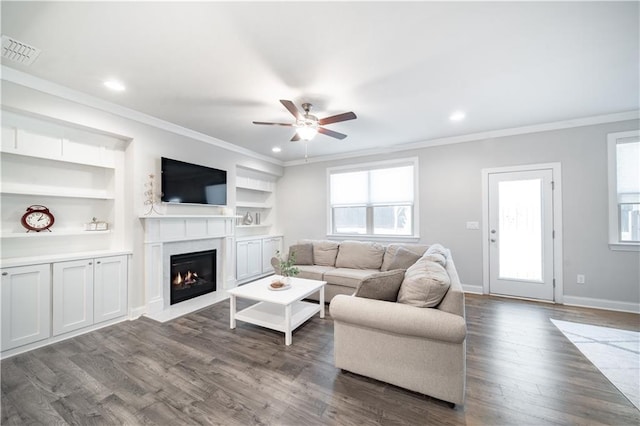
284, 110, 640, 167
0, 66, 284, 167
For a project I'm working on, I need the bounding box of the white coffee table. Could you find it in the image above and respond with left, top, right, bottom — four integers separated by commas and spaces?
228, 275, 326, 345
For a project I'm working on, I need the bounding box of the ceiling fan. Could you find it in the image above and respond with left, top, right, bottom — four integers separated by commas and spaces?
253, 100, 357, 141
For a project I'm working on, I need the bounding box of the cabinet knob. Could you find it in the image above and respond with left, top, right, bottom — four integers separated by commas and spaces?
96, 261, 101, 264
88, 262, 93, 265
2, 272, 7, 276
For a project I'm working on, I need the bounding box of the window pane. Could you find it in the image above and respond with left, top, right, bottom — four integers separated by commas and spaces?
620, 203, 640, 242
373, 205, 412, 235
330, 171, 368, 204
616, 140, 640, 196
498, 179, 543, 281
333, 206, 366, 234
370, 166, 414, 204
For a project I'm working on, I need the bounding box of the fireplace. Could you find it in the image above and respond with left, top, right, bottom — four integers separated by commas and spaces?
170, 249, 216, 305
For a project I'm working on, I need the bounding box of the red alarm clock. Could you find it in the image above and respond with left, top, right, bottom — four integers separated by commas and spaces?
21, 205, 55, 232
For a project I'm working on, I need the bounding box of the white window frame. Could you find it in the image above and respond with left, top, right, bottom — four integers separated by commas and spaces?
607, 130, 640, 251
326, 157, 419, 241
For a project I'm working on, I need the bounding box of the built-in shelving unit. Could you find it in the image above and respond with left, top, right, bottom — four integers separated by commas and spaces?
235, 166, 278, 235
0, 109, 129, 262
234, 166, 281, 283
0, 110, 132, 359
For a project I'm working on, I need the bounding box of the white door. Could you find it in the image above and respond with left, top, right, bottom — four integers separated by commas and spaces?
1, 264, 51, 351
488, 169, 555, 301
94, 255, 128, 324
53, 259, 94, 336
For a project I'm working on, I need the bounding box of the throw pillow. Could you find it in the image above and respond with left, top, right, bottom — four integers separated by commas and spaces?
289, 243, 313, 265
311, 240, 340, 266
353, 270, 406, 302
335, 240, 385, 269
425, 243, 448, 259
386, 246, 422, 271
397, 258, 451, 308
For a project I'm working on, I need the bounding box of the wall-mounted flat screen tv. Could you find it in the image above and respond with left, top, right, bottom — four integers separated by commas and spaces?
161, 157, 227, 206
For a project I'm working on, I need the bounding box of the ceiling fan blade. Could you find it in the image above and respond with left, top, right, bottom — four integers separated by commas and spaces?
280, 100, 302, 119
290, 132, 301, 142
318, 111, 357, 126
252, 121, 294, 126
318, 127, 347, 140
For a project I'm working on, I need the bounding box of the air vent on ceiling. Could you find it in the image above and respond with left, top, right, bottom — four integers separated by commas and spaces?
2, 35, 41, 66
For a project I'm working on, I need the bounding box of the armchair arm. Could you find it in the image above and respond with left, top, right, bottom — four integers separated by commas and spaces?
329, 295, 466, 343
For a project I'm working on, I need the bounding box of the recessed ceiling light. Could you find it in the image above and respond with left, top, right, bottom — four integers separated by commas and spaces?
272, 147, 282, 153
103, 79, 125, 92
449, 111, 465, 122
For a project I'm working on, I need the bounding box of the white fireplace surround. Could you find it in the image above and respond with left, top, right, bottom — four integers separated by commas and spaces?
141, 215, 236, 322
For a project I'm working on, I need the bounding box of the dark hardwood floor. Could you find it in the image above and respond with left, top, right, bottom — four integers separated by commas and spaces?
2, 294, 639, 425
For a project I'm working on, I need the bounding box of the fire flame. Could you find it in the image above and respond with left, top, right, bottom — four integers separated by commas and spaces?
173, 270, 199, 286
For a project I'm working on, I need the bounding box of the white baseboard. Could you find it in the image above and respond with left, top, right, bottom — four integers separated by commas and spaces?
462, 284, 484, 294
562, 296, 640, 314
129, 306, 146, 319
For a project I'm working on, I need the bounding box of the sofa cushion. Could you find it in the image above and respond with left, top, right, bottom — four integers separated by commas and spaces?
335, 241, 386, 270
353, 269, 406, 302
386, 246, 422, 271
323, 268, 380, 289
381, 244, 429, 271
296, 265, 336, 281
425, 243, 448, 259
302, 240, 339, 266
397, 257, 451, 308
289, 243, 313, 265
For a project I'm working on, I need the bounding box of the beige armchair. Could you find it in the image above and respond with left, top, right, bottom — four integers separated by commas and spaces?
329, 253, 466, 407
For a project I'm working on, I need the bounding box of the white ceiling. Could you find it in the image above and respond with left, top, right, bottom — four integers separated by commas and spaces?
1, 2, 638, 163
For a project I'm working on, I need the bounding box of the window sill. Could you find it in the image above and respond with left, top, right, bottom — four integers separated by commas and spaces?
609, 243, 640, 252
326, 234, 421, 243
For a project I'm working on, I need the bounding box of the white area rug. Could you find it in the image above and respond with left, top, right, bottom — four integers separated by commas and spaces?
551, 319, 640, 410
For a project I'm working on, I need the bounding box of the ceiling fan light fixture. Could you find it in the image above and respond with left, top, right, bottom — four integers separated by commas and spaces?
296, 126, 318, 141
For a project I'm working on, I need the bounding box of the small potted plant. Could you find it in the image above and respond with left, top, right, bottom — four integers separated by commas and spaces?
273, 250, 299, 287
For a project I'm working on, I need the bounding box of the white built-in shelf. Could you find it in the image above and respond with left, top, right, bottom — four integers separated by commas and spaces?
2, 230, 111, 239
139, 214, 239, 219
236, 224, 272, 229
236, 183, 273, 193
1, 183, 114, 200
236, 202, 272, 209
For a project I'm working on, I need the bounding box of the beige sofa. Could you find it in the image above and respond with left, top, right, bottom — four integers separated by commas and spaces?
329, 249, 466, 406
272, 240, 429, 302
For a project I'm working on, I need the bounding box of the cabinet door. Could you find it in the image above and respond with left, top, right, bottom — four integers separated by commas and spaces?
247, 240, 263, 277
1, 264, 51, 351
94, 255, 128, 324
52, 259, 94, 336
236, 241, 250, 280
262, 237, 283, 273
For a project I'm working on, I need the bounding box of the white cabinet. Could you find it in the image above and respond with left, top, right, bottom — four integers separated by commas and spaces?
236, 236, 282, 283
236, 239, 262, 282
53, 259, 94, 336
262, 236, 283, 273
52, 255, 128, 337
1, 264, 51, 351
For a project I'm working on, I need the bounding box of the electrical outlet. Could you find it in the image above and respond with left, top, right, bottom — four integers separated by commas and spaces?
577, 274, 585, 284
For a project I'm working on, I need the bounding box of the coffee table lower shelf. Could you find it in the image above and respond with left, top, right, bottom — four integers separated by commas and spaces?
233, 301, 320, 344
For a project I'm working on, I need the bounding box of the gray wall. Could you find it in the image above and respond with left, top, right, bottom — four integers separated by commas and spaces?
277, 120, 640, 306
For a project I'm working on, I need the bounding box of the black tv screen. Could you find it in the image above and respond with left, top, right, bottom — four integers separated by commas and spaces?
161, 157, 227, 206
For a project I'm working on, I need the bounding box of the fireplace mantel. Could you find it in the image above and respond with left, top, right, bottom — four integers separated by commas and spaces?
140, 215, 237, 322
